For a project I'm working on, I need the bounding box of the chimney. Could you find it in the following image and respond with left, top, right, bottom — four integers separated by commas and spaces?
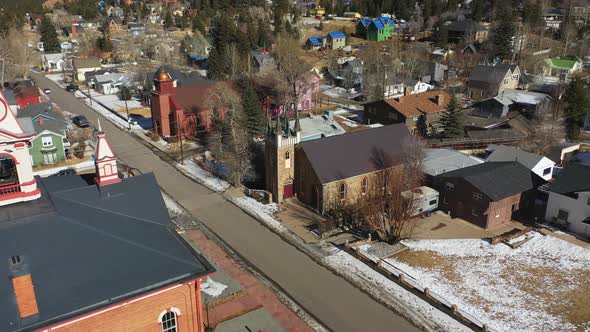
71, 24, 78, 40
94, 120, 121, 186
38, 117, 43, 125
10, 255, 40, 319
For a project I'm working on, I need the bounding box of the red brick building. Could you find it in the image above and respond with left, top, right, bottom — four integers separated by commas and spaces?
151, 70, 237, 139
14, 86, 41, 109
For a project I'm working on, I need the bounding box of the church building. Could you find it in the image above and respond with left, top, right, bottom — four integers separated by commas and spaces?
265, 109, 412, 213
0, 92, 215, 332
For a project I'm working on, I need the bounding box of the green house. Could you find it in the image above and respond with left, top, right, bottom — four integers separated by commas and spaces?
356, 18, 371, 38
543, 56, 583, 78
366, 17, 395, 41
17, 103, 70, 167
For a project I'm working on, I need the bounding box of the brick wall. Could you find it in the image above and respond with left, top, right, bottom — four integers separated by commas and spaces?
50, 282, 202, 332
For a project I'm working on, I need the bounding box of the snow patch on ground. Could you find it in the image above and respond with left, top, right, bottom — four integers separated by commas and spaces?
176, 160, 230, 192
45, 74, 67, 88
383, 234, 590, 332
233, 197, 286, 233
200, 277, 228, 298
161, 192, 184, 215
324, 251, 470, 332
74, 90, 142, 130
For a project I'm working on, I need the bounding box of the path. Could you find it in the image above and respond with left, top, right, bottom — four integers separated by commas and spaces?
32, 72, 419, 332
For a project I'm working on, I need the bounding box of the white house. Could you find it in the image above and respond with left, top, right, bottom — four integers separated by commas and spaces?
42, 53, 68, 72
485, 144, 555, 181
403, 78, 433, 95
545, 163, 590, 238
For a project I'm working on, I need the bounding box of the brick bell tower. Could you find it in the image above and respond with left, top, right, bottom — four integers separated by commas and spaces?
151, 69, 176, 138
265, 108, 301, 204
0, 91, 41, 206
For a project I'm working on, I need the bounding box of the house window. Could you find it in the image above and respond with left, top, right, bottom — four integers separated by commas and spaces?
587, 197, 590, 206
473, 192, 483, 200
339, 182, 347, 200
42, 136, 53, 147
543, 167, 551, 176
557, 209, 569, 221
161, 311, 177, 332
362, 177, 368, 195
285, 151, 290, 160
472, 209, 479, 216
445, 182, 454, 191
512, 203, 518, 211
429, 199, 438, 205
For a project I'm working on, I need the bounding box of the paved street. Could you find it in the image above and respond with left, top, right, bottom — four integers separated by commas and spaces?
32, 72, 419, 332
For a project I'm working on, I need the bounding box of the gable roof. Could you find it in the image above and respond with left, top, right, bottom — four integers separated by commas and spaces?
438, 161, 540, 200
327, 31, 345, 39
548, 163, 590, 195
485, 144, 550, 170
16, 102, 67, 135
308, 36, 324, 45
0, 174, 214, 331
173, 81, 239, 113
383, 90, 450, 117
493, 88, 550, 106
14, 87, 40, 99
424, 148, 484, 176
469, 63, 518, 87
153, 66, 209, 87
447, 19, 485, 32
299, 124, 411, 184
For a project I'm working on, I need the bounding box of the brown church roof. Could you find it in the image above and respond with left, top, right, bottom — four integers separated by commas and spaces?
174, 81, 239, 114
14, 87, 41, 99
299, 124, 411, 184
384, 90, 450, 117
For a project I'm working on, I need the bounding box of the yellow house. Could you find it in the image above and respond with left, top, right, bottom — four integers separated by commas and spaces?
343, 12, 361, 19
310, 6, 326, 16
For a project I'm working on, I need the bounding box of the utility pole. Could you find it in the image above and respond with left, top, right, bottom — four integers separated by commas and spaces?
1, 57, 5, 86
124, 97, 130, 130
176, 109, 184, 164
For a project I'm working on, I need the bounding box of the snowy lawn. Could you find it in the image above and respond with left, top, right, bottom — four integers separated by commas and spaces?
325, 251, 470, 332
386, 233, 590, 332
176, 159, 230, 193
74, 90, 141, 130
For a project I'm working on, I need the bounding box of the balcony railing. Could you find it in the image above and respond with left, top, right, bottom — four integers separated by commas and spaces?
0, 183, 23, 196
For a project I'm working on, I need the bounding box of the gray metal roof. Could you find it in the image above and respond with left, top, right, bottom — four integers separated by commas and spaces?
17, 102, 67, 136
423, 148, 484, 176
493, 89, 550, 106
299, 124, 411, 184
438, 161, 541, 200
485, 144, 548, 170
288, 113, 345, 141
548, 163, 590, 194
0, 174, 214, 331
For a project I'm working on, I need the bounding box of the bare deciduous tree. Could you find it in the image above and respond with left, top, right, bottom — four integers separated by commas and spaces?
356, 137, 425, 243
206, 83, 251, 186
273, 34, 311, 108
518, 102, 565, 155
0, 30, 36, 81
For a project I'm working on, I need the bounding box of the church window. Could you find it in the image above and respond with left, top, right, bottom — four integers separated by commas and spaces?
339, 183, 347, 200
285, 151, 290, 160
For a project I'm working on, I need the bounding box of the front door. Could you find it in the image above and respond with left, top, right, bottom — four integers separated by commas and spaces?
283, 183, 294, 199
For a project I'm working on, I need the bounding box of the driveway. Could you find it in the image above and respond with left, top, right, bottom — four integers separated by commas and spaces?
31, 72, 419, 332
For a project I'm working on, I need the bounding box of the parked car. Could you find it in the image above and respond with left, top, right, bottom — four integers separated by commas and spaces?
52, 169, 77, 176
43, 88, 51, 94
66, 84, 78, 92
72, 115, 90, 128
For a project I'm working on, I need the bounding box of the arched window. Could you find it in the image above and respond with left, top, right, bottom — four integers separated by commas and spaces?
339, 182, 347, 200
362, 177, 368, 195
161, 311, 177, 332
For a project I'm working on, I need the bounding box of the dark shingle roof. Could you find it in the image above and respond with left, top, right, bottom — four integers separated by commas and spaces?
438, 161, 540, 200
0, 174, 214, 331
485, 144, 546, 170
447, 19, 485, 32
299, 124, 411, 184
17, 102, 67, 135
548, 163, 590, 195
153, 66, 209, 87
469, 63, 518, 86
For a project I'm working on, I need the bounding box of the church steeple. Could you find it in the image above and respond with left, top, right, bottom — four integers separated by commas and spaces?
94, 120, 120, 186
283, 109, 290, 137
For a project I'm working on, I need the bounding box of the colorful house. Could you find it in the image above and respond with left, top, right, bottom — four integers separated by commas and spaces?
367, 17, 395, 41
256, 72, 321, 116
306, 36, 324, 50
14, 86, 42, 109
326, 31, 346, 50
543, 56, 583, 78
17, 103, 69, 167
356, 18, 371, 37
309, 6, 326, 16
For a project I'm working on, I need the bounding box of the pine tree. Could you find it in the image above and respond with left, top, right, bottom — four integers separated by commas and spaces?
440, 94, 464, 138
432, 21, 448, 48
163, 10, 174, 29
471, 0, 486, 21
523, 0, 543, 30
242, 79, 264, 139
207, 15, 233, 79
416, 114, 428, 137
564, 78, 590, 141
40, 16, 60, 53
492, 1, 514, 61
192, 14, 206, 34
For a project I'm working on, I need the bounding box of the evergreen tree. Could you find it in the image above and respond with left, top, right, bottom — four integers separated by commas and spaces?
192, 14, 206, 34
40, 16, 60, 53
440, 94, 464, 138
422, 0, 433, 18
492, 3, 515, 61
257, 20, 270, 49
564, 78, 590, 141
432, 21, 448, 48
164, 10, 174, 29
207, 15, 233, 79
242, 79, 264, 138
523, 0, 543, 30
416, 114, 428, 137
471, 0, 486, 21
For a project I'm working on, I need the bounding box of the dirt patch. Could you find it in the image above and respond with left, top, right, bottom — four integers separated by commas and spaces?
396, 250, 461, 283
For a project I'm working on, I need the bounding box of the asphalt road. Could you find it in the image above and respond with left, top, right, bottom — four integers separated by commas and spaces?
32, 72, 419, 332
